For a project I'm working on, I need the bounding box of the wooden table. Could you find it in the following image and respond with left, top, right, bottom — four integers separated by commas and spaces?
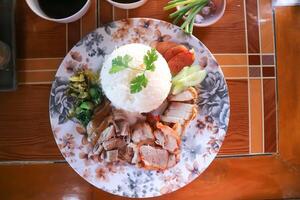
0, 0, 300, 199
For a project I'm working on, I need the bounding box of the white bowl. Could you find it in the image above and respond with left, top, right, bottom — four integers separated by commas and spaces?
177, 0, 226, 27
25, 0, 91, 23
106, 0, 148, 9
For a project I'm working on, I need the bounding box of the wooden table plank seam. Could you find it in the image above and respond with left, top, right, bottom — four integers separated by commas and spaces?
18, 82, 53, 85
0, 160, 66, 165
273, 10, 279, 153
243, 0, 252, 154
257, 0, 266, 154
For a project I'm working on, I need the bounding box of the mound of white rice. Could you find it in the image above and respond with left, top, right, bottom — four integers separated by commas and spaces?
101, 43, 172, 113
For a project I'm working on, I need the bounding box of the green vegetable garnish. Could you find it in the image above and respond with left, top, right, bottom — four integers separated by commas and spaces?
171, 65, 207, 95
110, 48, 158, 94
67, 69, 103, 126
69, 73, 85, 82
109, 54, 133, 74
129, 49, 158, 93
77, 91, 89, 99
130, 74, 148, 94
76, 109, 92, 127
172, 65, 199, 83
164, 0, 209, 34
80, 101, 94, 110
172, 82, 185, 95
144, 48, 158, 71
89, 87, 102, 104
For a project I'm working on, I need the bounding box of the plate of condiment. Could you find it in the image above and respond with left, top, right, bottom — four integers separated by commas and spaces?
106, 0, 148, 9
26, 0, 91, 23
49, 18, 230, 198
174, 0, 226, 28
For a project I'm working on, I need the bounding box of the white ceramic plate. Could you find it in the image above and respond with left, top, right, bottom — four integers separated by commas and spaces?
49, 18, 230, 198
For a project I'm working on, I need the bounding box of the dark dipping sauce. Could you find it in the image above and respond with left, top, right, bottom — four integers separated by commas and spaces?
38, 0, 88, 19
112, 0, 140, 3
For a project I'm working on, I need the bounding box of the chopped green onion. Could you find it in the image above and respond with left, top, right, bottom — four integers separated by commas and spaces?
164, 0, 209, 34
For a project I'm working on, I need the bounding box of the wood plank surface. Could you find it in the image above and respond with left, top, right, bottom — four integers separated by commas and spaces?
221, 67, 248, 77
245, 0, 260, 53
128, 0, 171, 22
276, 6, 300, 165
126, 0, 247, 54
214, 54, 247, 65
9, 0, 278, 159
17, 58, 63, 71
263, 79, 277, 152
249, 79, 263, 153
192, 0, 246, 53
18, 71, 56, 83
11, 0, 279, 157
99, 0, 113, 25
67, 20, 81, 51
219, 80, 249, 154
0, 85, 63, 161
15, 0, 67, 58
0, 156, 300, 200
81, 0, 97, 36
260, 0, 275, 53
114, 7, 127, 21
0, 80, 250, 160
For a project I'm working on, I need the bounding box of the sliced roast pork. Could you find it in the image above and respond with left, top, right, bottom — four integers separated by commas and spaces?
165, 102, 197, 119
161, 102, 197, 125
151, 99, 169, 116
167, 154, 177, 168
154, 130, 165, 147
160, 116, 186, 124
154, 128, 179, 154
172, 123, 184, 137
139, 145, 169, 170
169, 87, 197, 102
156, 122, 180, 154
165, 134, 179, 153
131, 122, 155, 144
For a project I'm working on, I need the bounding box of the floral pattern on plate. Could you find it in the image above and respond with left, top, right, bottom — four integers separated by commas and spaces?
49, 18, 230, 198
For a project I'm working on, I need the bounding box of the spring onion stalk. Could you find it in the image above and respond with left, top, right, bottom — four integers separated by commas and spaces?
189, 14, 196, 33
164, 0, 209, 34
166, 0, 185, 5
164, 0, 198, 10
180, 4, 205, 30
169, 1, 200, 18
